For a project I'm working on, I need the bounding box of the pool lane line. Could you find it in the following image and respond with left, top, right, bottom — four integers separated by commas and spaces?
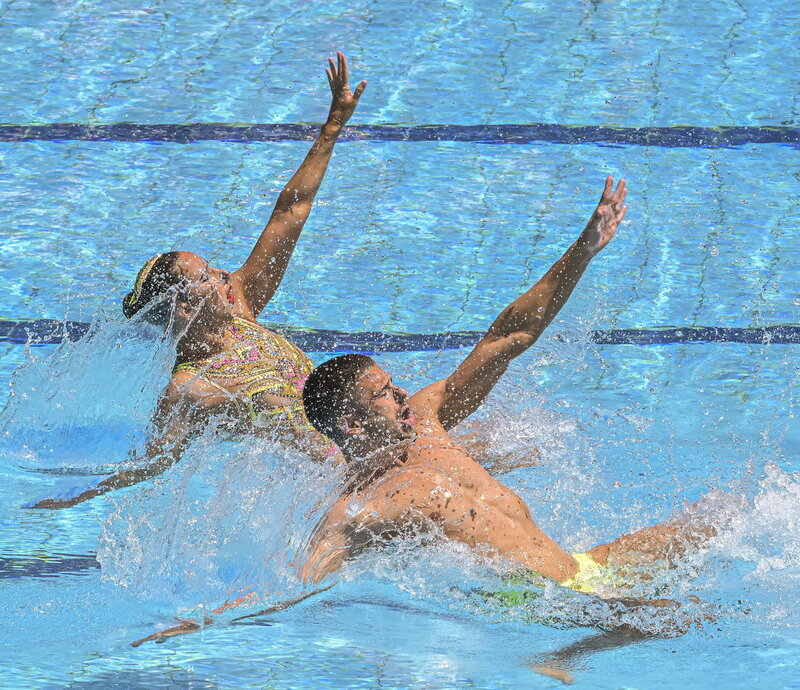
0, 552, 99, 579
0, 123, 798, 148
1, 319, 799, 350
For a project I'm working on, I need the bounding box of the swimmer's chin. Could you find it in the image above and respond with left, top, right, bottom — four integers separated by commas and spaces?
399, 407, 416, 429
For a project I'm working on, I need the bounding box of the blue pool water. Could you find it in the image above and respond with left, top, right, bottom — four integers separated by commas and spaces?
1, 0, 799, 687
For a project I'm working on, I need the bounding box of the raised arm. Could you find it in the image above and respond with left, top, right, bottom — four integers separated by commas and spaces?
413, 177, 628, 430
234, 51, 367, 316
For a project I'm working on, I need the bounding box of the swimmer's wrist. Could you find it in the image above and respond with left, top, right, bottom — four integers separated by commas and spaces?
574, 237, 599, 259
323, 117, 345, 134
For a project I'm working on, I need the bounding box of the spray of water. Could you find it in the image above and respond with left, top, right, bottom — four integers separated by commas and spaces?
97, 429, 343, 616
0, 313, 173, 474
2, 316, 799, 639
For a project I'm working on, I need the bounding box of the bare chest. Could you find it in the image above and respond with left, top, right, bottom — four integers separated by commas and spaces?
369, 437, 534, 532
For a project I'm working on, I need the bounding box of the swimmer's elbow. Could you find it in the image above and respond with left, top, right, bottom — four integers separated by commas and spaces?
507, 331, 537, 351
273, 196, 312, 224
484, 331, 536, 360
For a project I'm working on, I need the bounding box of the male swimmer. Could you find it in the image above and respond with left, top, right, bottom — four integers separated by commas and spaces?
299, 177, 713, 589
130, 177, 713, 649
33, 52, 366, 509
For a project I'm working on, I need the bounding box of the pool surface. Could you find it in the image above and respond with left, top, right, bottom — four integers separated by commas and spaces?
1, 0, 799, 687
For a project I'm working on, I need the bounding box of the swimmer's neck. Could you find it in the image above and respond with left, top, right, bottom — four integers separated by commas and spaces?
342, 435, 415, 461
341, 439, 414, 491
341, 425, 460, 465
175, 314, 237, 362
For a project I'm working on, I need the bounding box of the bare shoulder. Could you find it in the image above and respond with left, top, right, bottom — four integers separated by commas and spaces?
409, 380, 447, 426
360, 447, 460, 515
164, 370, 231, 408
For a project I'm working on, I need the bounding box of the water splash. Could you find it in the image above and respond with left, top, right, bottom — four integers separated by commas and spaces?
97, 432, 343, 614
0, 313, 173, 474
2, 315, 798, 642
710, 464, 800, 618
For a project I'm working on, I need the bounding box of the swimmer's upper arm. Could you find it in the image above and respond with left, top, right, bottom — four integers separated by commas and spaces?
298, 499, 354, 584
164, 370, 230, 409
234, 199, 312, 315
301, 470, 464, 584
411, 332, 530, 430
140, 372, 229, 472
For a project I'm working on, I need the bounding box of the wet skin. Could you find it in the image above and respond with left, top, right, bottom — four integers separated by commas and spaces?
31, 52, 367, 508
302, 177, 713, 585
302, 364, 580, 584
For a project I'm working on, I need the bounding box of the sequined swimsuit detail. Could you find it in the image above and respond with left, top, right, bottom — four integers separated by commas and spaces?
173, 317, 314, 432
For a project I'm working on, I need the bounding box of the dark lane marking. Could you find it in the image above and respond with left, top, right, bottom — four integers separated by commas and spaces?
1, 319, 799, 351
0, 123, 798, 148
589, 325, 800, 345
0, 552, 100, 579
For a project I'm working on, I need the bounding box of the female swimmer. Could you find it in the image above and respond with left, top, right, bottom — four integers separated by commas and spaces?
33, 52, 365, 509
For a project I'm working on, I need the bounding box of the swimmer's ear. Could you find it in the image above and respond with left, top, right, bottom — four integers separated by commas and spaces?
174, 296, 193, 321
338, 414, 364, 437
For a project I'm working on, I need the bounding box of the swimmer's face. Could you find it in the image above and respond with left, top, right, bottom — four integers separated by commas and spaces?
351, 364, 416, 445
173, 252, 235, 322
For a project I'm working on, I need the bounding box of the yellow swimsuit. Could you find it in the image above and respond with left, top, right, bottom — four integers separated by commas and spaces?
560, 552, 623, 594
479, 553, 626, 611
173, 317, 315, 433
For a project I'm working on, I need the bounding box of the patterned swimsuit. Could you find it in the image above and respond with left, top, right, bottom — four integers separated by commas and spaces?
173, 317, 315, 432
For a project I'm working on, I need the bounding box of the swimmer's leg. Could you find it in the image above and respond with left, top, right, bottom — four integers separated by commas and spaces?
529, 627, 651, 684
586, 517, 716, 568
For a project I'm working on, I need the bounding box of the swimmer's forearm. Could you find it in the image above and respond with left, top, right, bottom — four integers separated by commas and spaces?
235, 121, 343, 311
433, 240, 595, 428
273, 121, 342, 211
34, 465, 166, 508
95, 463, 167, 490
487, 177, 625, 348
29, 464, 162, 508
486, 240, 593, 347
237, 53, 364, 312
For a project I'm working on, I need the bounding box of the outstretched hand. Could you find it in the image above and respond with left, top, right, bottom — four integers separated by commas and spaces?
325, 51, 367, 127
580, 176, 627, 256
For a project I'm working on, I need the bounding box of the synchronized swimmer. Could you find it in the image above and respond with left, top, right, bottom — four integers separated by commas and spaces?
129, 177, 714, 652
299, 177, 713, 591
30, 54, 717, 660
34, 52, 366, 509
